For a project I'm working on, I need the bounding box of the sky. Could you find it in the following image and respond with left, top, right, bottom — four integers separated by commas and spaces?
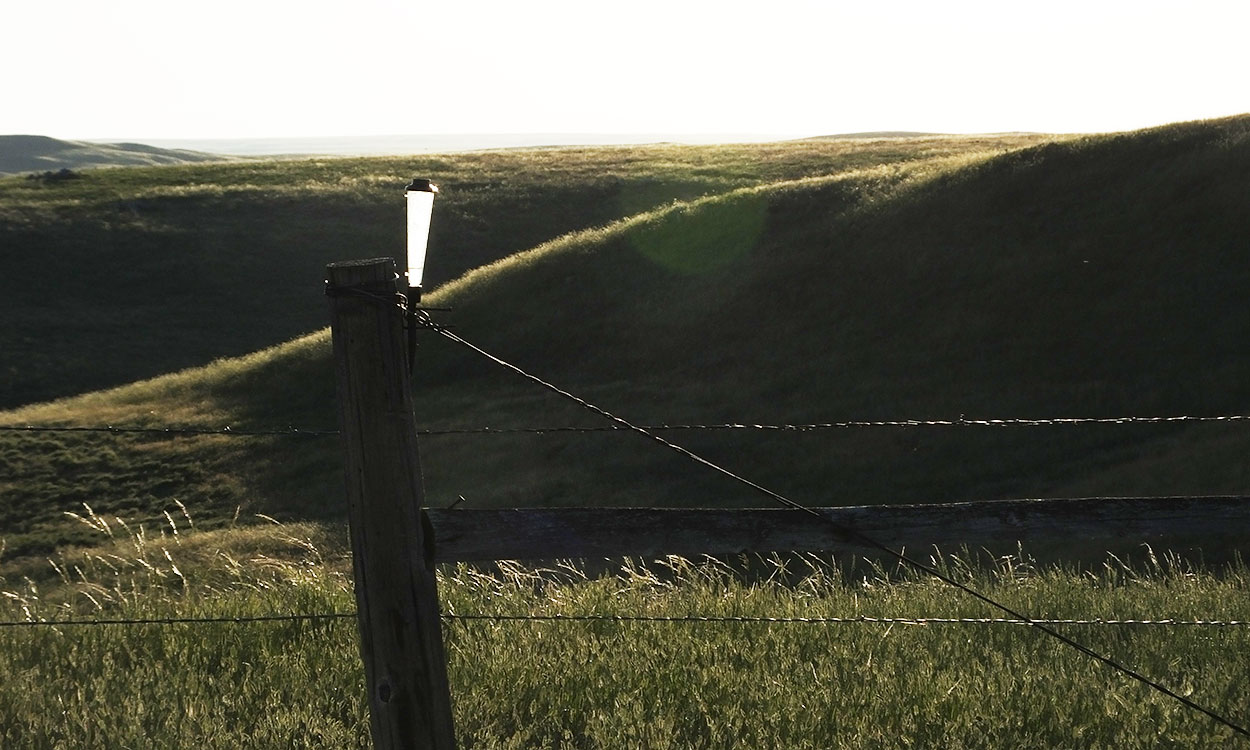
4, 0, 1247, 142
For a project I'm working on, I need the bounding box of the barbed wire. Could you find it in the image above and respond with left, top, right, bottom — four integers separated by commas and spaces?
3, 611, 1248, 629
443, 613, 1250, 627
4, 312, 1248, 733
3, 413, 1249, 439
0, 612, 355, 628
424, 320, 1250, 739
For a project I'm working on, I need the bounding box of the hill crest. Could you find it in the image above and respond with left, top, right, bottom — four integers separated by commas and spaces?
0, 134, 233, 175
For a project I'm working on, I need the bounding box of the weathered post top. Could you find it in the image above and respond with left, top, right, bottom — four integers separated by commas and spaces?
327, 256, 399, 280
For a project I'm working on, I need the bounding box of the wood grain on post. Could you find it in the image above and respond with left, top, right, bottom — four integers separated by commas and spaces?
328, 258, 455, 750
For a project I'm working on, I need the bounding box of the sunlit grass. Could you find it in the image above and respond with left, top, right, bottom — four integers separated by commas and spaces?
5, 329, 329, 424
2, 511, 1248, 748
431, 153, 988, 307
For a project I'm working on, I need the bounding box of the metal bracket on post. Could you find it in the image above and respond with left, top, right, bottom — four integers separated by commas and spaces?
327, 257, 456, 750
407, 293, 420, 373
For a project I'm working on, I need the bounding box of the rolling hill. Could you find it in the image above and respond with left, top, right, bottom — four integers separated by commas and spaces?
3, 116, 1250, 559
0, 134, 1047, 408
0, 135, 233, 176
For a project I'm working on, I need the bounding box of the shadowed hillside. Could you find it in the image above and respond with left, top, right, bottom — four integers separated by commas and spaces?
0, 135, 1047, 408
3, 116, 1249, 558
0, 135, 232, 175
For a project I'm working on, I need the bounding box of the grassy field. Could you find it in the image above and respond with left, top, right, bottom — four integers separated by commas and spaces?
4, 116, 1250, 560
2, 516, 1248, 748
0, 134, 1050, 408
5, 117, 1250, 747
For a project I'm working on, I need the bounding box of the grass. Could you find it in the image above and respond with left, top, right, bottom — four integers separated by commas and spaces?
0, 134, 1053, 408
6, 116, 1250, 748
2, 513, 1248, 748
4, 116, 1250, 559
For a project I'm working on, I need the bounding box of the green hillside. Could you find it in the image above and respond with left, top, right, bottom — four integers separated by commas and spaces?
0, 135, 1048, 408
4, 117, 1250, 559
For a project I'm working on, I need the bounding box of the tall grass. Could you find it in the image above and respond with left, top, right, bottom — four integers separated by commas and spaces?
3, 511, 1248, 748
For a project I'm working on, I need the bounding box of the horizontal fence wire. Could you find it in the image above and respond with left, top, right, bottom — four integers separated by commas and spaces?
442, 614, 1250, 627
421, 321, 1250, 739
426, 415, 1250, 431
3, 613, 1249, 629
3, 413, 1250, 439
0, 613, 356, 628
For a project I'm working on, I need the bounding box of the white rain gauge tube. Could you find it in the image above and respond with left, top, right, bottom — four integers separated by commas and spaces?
405, 178, 438, 296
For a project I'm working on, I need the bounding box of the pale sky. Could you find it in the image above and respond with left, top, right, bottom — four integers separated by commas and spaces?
4, 0, 1247, 141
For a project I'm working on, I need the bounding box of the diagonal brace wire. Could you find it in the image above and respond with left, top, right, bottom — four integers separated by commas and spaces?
424, 319, 1250, 740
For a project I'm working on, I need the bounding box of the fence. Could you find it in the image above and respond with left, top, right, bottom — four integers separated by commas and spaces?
2, 256, 1248, 746
323, 257, 1250, 748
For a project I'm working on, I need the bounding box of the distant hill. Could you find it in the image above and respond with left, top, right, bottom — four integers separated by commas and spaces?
804, 131, 943, 139
0, 135, 232, 175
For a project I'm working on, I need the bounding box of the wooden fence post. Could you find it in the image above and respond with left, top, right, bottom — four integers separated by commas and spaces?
327, 257, 456, 750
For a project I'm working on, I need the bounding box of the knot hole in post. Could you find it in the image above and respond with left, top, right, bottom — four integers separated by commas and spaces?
377, 676, 394, 704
